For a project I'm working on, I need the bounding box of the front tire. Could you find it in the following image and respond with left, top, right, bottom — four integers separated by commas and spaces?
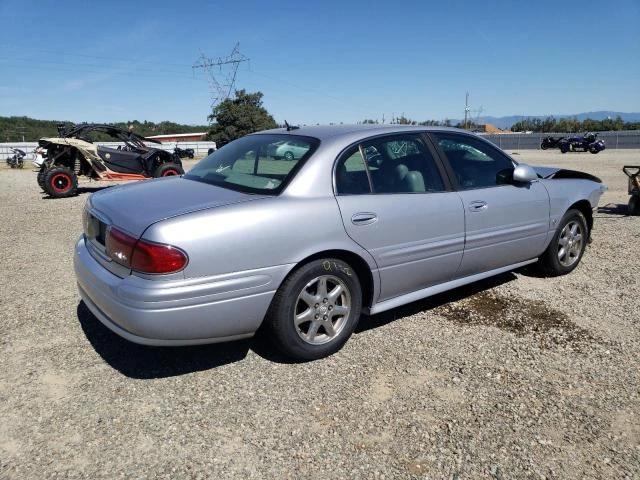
283, 151, 295, 161
536, 209, 588, 276
264, 258, 362, 361
44, 166, 78, 198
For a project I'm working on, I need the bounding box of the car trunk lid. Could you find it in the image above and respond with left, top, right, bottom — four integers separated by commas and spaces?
90, 176, 266, 237
85, 177, 267, 277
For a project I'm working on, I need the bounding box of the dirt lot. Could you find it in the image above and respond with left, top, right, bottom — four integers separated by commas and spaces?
0, 149, 638, 479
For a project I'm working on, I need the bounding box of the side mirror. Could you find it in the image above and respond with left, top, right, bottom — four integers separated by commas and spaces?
513, 164, 538, 183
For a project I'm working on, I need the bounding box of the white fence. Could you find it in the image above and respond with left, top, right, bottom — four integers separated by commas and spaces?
0, 141, 217, 158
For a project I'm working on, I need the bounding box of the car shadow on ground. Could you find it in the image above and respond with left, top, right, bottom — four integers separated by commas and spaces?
78, 273, 517, 377
596, 203, 631, 216
77, 302, 253, 379
356, 272, 516, 334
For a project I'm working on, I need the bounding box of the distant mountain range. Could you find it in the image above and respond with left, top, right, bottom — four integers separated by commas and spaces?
458, 111, 640, 129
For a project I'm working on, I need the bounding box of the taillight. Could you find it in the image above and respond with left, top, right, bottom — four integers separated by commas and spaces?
106, 227, 136, 267
131, 240, 188, 274
105, 227, 188, 274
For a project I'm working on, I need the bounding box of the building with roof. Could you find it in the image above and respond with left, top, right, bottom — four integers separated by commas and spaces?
146, 132, 207, 143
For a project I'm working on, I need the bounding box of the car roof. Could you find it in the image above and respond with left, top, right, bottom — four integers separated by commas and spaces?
256, 124, 466, 141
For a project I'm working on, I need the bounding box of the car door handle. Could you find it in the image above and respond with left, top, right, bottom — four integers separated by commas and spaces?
351, 212, 378, 225
469, 201, 487, 212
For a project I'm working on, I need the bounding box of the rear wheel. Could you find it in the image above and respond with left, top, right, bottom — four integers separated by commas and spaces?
535, 209, 588, 276
153, 163, 184, 178
264, 258, 362, 361
37, 168, 47, 190
44, 166, 78, 198
284, 151, 295, 161
628, 196, 640, 216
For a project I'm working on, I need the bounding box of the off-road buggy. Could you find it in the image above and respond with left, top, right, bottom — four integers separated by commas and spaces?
37, 124, 184, 198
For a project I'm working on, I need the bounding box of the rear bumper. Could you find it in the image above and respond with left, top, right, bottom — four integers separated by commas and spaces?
74, 236, 288, 346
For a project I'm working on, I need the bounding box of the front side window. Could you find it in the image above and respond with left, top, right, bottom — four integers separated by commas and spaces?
432, 133, 514, 189
185, 134, 319, 194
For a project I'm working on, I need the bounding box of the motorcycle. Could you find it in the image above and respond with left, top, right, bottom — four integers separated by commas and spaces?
174, 144, 195, 159
559, 132, 606, 154
6, 148, 26, 169
540, 136, 565, 150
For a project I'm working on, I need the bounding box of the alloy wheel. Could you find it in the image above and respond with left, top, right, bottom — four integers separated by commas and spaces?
557, 220, 583, 267
293, 275, 351, 345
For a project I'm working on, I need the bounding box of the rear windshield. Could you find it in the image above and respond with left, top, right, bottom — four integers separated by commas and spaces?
184, 134, 320, 194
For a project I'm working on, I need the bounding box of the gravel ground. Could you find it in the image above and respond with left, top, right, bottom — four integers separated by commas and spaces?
0, 149, 639, 479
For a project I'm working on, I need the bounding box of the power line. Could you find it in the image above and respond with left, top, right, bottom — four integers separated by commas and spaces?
192, 43, 249, 109
0, 45, 193, 68
0, 59, 207, 81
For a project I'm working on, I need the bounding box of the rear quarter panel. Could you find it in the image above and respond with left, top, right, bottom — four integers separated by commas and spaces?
142, 196, 379, 281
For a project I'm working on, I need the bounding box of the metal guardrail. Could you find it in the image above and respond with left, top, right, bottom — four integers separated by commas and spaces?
2, 132, 640, 157
0, 141, 217, 157
480, 130, 640, 150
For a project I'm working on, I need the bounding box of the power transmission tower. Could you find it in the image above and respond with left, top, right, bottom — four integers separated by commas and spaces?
192, 43, 249, 110
16, 126, 27, 142
464, 91, 470, 130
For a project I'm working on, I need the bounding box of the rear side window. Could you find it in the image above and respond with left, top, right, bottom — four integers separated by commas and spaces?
335, 147, 371, 194
336, 134, 445, 195
433, 133, 514, 189
185, 134, 319, 194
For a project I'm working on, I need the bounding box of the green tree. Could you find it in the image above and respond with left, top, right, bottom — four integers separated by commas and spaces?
207, 89, 277, 145
393, 115, 417, 125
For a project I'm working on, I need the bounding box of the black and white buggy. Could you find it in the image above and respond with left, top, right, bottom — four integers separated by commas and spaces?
37, 124, 184, 198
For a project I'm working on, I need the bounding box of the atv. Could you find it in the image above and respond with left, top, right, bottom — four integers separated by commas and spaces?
558, 132, 606, 154
37, 124, 184, 198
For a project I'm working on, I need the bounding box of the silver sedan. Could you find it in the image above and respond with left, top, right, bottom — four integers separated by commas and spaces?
75, 125, 606, 360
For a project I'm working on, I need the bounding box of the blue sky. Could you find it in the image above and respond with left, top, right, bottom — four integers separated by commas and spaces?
1, 0, 638, 125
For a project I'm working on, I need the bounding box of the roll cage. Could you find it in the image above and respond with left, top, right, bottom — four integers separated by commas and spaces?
56, 124, 162, 150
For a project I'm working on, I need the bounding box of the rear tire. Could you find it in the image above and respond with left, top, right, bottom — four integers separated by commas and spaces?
263, 258, 362, 361
153, 163, 184, 178
535, 209, 588, 276
628, 196, 640, 216
44, 166, 78, 198
37, 168, 47, 190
